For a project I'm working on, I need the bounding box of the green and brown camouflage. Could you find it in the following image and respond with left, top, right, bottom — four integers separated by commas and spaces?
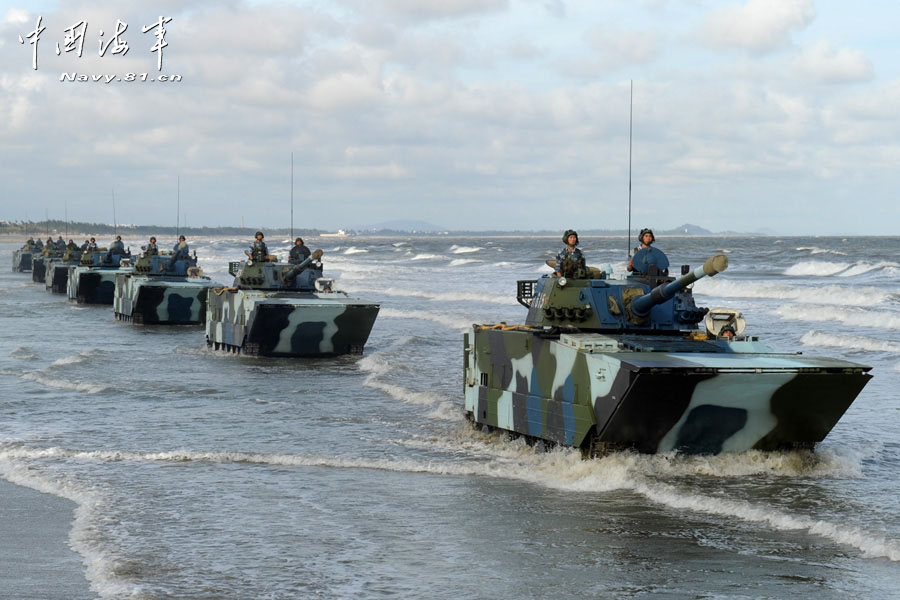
464, 254, 872, 455
206, 251, 379, 357
114, 253, 215, 325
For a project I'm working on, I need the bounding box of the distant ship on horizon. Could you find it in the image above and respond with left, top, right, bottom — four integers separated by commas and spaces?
320, 229, 348, 238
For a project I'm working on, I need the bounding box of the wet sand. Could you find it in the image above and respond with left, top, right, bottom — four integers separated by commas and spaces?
0, 479, 93, 599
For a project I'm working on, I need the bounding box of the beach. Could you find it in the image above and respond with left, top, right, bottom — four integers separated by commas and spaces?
0, 479, 92, 600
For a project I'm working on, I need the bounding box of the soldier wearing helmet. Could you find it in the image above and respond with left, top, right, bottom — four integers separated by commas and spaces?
289, 237, 311, 265
554, 229, 587, 278
144, 236, 159, 257
628, 227, 669, 275
246, 231, 269, 262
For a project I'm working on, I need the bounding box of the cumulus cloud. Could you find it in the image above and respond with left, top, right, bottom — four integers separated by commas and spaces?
377, 0, 508, 20
557, 28, 659, 78
791, 40, 873, 84
700, 0, 815, 52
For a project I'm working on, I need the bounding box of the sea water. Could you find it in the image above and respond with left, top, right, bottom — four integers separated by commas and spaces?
2, 235, 899, 599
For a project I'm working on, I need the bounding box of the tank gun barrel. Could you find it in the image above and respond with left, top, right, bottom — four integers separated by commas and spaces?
284, 249, 324, 282
630, 254, 728, 318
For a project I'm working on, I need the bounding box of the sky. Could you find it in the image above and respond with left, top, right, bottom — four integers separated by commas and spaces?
1, 0, 898, 234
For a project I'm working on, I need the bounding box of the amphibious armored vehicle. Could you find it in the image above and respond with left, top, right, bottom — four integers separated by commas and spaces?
31, 244, 60, 283
67, 250, 133, 304
12, 244, 35, 272
206, 250, 379, 357
464, 255, 872, 455
45, 248, 83, 294
114, 252, 215, 325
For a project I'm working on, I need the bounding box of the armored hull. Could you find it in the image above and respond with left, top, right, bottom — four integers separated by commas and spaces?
207, 289, 380, 356
115, 274, 215, 325
45, 255, 81, 294
12, 249, 33, 272
205, 254, 379, 357
67, 252, 133, 305
31, 257, 47, 283
464, 255, 872, 455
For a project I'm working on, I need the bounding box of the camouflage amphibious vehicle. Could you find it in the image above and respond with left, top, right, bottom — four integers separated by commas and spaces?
12, 243, 36, 272
45, 248, 83, 294
114, 251, 215, 325
67, 250, 133, 304
464, 255, 872, 455
32, 244, 60, 283
206, 250, 380, 357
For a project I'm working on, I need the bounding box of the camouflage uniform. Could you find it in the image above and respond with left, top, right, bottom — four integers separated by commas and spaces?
249, 241, 268, 261
555, 246, 586, 278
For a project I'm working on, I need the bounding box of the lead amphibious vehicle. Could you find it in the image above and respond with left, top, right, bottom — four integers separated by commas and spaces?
464, 254, 872, 455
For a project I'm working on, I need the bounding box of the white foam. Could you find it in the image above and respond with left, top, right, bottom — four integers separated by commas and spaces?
343, 247, 368, 254
450, 245, 482, 254
410, 253, 443, 261
449, 258, 483, 266
695, 279, 890, 305
348, 286, 512, 305
379, 307, 475, 331
800, 330, 900, 353
784, 261, 850, 276
838, 261, 900, 277
796, 246, 849, 256
50, 349, 100, 367
774, 305, 900, 331
19, 371, 111, 394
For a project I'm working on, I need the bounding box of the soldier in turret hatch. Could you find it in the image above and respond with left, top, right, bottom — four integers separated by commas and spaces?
105, 235, 126, 262
165, 235, 190, 271
554, 229, 587, 278
80, 239, 90, 251
46, 236, 54, 248
34, 238, 43, 249
289, 237, 310, 264
246, 231, 268, 261
66, 239, 79, 252
56, 236, 65, 249
144, 236, 159, 256
628, 228, 669, 275
86, 237, 98, 251
25, 237, 35, 249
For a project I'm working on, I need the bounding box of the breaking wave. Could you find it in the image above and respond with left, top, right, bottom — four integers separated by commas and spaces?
8, 347, 36, 360
348, 286, 511, 305
50, 349, 101, 367
795, 246, 849, 256
343, 247, 368, 254
800, 330, 900, 353
774, 305, 900, 331
449, 258, 483, 266
379, 307, 475, 331
449, 245, 482, 254
410, 253, 443, 261
694, 279, 890, 305
784, 261, 850, 276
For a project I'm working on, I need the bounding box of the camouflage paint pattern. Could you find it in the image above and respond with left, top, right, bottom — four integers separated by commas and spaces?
44, 253, 82, 294
114, 273, 215, 325
67, 265, 134, 304
464, 328, 872, 455
12, 250, 33, 272
31, 257, 47, 283
206, 288, 380, 357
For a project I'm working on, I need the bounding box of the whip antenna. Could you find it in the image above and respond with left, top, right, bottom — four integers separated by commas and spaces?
627, 79, 633, 258
291, 152, 294, 240
113, 189, 117, 236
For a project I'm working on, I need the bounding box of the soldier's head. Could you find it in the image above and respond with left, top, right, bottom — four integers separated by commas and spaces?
255, 231, 264, 241
562, 229, 579, 247
179, 235, 186, 242
90, 237, 96, 243
150, 236, 157, 243
639, 228, 655, 246
295, 237, 303, 245
116, 235, 122, 242
69, 239, 74, 243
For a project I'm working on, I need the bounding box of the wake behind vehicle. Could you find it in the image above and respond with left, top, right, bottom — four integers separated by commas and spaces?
206, 249, 380, 357
114, 251, 215, 325
464, 255, 872, 455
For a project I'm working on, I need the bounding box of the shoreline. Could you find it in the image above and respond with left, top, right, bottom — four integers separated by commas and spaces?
0, 478, 94, 599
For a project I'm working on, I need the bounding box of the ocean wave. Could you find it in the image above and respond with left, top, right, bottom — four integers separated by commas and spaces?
343, 247, 368, 255
349, 286, 511, 305
774, 305, 900, 330
4, 441, 895, 561
695, 279, 890, 305
795, 246, 849, 256
838, 261, 900, 277
449, 245, 482, 254
19, 371, 112, 394
410, 253, 444, 261
448, 258, 483, 267
50, 348, 101, 367
379, 307, 475, 331
784, 261, 850, 276
8, 347, 36, 360
800, 330, 900, 353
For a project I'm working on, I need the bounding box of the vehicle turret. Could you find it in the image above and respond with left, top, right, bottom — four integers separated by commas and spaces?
228, 250, 325, 291
133, 252, 199, 277
520, 254, 728, 332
